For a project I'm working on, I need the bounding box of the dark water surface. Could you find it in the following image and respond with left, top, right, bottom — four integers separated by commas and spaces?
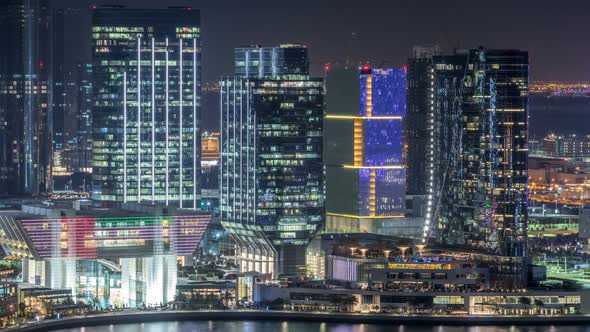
53, 321, 590, 332
530, 95, 590, 137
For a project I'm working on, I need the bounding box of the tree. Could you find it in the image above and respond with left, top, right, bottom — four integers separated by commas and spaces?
341, 295, 359, 312
174, 293, 188, 309
269, 298, 284, 310
18, 302, 26, 318
328, 295, 343, 312
518, 297, 531, 306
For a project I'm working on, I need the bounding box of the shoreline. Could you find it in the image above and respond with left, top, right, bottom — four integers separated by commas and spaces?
6, 310, 590, 332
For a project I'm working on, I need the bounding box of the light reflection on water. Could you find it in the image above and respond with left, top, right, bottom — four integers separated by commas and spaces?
53, 321, 590, 332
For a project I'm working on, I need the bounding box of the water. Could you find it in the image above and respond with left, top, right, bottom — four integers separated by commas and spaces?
530, 95, 590, 137
53, 321, 590, 332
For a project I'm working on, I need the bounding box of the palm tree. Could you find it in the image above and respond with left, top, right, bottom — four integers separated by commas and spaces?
342, 295, 359, 312
174, 293, 187, 309
518, 296, 532, 306
328, 295, 342, 312
18, 302, 26, 319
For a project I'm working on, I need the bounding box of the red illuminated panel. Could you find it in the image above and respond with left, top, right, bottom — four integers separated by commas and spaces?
62, 217, 97, 259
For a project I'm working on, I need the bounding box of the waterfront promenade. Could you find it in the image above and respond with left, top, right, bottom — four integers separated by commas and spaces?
6, 310, 590, 332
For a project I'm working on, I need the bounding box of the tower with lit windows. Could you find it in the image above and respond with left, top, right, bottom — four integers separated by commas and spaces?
91, 6, 201, 207
405, 45, 440, 197
220, 44, 324, 276
421, 48, 529, 287
324, 66, 410, 235
0, 0, 52, 195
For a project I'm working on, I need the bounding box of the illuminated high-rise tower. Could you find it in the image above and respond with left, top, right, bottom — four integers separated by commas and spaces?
425, 48, 529, 263
405, 45, 440, 196
220, 44, 324, 276
324, 66, 408, 235
234, 44, 309, 79
92, 6, 201, 207
0, 0, 52, 195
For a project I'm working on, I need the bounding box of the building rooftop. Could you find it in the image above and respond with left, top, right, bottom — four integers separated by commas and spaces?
0, 201, 209, 220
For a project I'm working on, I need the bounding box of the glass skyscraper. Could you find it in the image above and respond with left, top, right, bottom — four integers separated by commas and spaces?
324, 66, 408, 235
0, 0, 52, 195
234, 44, 309, 79
405, 45, 440, 196
220, 44, 324, 276
423, 48, 529, 286
92, 7, 201, 207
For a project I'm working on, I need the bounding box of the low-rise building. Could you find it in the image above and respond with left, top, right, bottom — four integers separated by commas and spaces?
0, 202, 211, 308
326, 254, 489, 292
175, 279, 236, 309
18, 287, 75, 318
255, 284, 587, 315
543, 134, 590, 159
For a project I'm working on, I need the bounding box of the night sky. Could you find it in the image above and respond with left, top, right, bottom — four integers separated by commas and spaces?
56, 0, 590, 129
57, 0, 590, 82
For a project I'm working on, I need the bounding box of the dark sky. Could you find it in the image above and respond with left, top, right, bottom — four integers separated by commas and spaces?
57, 0, 590, 83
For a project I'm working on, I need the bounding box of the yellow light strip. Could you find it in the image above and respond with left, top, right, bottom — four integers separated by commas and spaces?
343, 165, 404, 169
325, 115, 402, 120
353, 119, 364, 166
327, 213, 404, 219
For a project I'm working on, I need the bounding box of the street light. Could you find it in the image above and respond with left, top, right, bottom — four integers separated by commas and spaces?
383, 250, 391, 260
360, 248, 368, 257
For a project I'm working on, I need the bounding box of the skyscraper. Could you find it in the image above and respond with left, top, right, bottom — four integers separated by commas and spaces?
425, 48, 529, 262
54, 62, 93, 183
234, 44, 309, 79
220, 44, 324, 276
51, 8, 91, 179
405, 45, 439, 196
74, 63, 93, 175
324, 66, 409, 235
0, 0, 52, 195
91, 6, 201, 207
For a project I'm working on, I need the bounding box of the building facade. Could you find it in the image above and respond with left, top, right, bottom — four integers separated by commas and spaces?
424, 48, 529, 286
405, 45, 440, 196
92, 7, 201, 207
234, 44, 309, 79
51, 57, 94, 178
256, 285, 583, 316
543, 134, 590, 159
201, 131, 219, 190
324, 66, 409, 235
0, 0, 52, 195
220, 45, 324, 276
0, 203, 210, 307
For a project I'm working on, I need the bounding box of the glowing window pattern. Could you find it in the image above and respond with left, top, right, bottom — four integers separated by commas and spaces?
358, 68, 406, 216
18, 214, 210, 259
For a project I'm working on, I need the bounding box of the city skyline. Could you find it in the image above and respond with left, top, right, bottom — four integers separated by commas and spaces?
52, 0, 590, 83
2, 0, 590, 328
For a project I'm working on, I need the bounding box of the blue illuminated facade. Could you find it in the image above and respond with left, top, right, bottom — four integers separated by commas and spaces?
359, 68, 406, 216
325, 67, 415, 236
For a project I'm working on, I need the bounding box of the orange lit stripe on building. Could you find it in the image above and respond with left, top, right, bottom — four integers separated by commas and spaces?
388, 263, 451, 270
342, 165, 404, 169
353, 119, 364, 166
325, 115, 403, 120
326, 213, 404, 219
